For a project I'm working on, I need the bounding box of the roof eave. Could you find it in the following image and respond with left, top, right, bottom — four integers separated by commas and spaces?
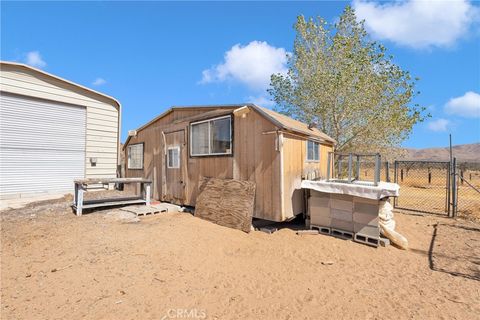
0, 61, 121, 110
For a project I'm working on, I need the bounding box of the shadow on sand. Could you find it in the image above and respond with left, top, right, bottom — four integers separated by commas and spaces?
428, 223, 480, 281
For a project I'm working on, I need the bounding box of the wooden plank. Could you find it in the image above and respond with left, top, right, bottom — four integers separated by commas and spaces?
75, 177, 151, 184
74, 199, 146, 209
194, 177, 256, 233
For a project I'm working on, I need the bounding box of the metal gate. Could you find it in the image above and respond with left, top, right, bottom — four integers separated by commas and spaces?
394, 160, 451, 215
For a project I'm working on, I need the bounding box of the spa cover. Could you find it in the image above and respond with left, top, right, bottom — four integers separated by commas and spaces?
301, 180, 399, 200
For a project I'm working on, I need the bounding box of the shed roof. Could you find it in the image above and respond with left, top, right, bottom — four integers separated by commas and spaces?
124, 104, 335, 148
0, 61, 121, 109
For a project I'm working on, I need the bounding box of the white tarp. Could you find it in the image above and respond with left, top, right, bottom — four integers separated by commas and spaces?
301, 180, 399, 200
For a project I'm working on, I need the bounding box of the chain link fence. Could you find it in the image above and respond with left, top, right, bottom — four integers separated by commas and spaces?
393, 161, 450, 215
454, 163, 480, 219
327, 155, 479, 219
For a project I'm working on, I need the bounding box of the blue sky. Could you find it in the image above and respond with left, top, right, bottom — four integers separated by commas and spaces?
2, 1, 479, 149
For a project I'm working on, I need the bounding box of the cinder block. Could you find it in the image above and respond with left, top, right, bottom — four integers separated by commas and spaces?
330, 208, 353, 222
259, 227, 277, 234
353, 196, 379, 205
331, 228, 354, 240
354, 223, 379, 238
311, 225, 331, 235
353, 212, 379, 226
379, 237, 390, 247
309, 206, 329, 216
354, 233, 379, 247
330, 198, 353, 212
310, 197, 330, 208
310, 190, 330, 199
354, 202, 379, 215
331, 193, 353, 202
330, 218, 354, 232
311, 211, 331, 226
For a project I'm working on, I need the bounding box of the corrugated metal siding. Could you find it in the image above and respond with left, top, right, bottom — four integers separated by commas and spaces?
0, 93, 86, 198
0, 65, 119, 178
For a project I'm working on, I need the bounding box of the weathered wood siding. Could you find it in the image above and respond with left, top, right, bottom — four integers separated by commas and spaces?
282, 133, 334, 218
124, 107, 283, 221
232, 109, 281, 220
0, 64, 120, 178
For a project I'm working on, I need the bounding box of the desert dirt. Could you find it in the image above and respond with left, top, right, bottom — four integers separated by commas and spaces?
1, 196, 480, 320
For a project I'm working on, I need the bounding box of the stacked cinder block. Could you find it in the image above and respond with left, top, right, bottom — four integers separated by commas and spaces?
308, 190, 380, 246
353, 197, 380, 246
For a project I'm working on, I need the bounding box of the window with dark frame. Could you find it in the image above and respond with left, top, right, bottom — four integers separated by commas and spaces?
190, 116, 232, 156
167, 146, 180, 168
127, 143, 144, 169
307, 140, 320, 161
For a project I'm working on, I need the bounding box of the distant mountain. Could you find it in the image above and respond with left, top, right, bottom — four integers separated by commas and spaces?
401, 143, 480, 163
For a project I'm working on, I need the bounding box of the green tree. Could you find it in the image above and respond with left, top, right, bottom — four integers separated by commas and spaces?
268, 6, 428, 154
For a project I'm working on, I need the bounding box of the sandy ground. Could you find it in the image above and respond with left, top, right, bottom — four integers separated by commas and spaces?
1, 197, 479, 320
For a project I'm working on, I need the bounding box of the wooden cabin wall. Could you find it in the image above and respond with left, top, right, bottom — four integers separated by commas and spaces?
185, 155, 234, 206
125, 107, 338, 222
282, 133, 334, 218
124, 110, 213, 199
233, 110, 281, 221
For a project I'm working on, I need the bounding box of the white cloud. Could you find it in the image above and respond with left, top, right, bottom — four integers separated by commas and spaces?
444, 91, 480, 118
427, 118, 450, 132
247, 95, 275, 108
92, 78, 107, 86
353, 0, 480, 49
25, 51, 46, 68
200, 41, 288, 91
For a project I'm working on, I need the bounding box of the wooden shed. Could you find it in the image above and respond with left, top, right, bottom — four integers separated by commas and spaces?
0, 61, 121, 199
123, 104, 335, 222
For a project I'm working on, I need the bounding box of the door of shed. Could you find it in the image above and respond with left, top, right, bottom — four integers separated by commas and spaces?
164, 130, 185, 203
0, 93, 86, 199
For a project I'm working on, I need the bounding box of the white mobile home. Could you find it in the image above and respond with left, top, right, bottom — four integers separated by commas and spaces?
0, 61, 121, 199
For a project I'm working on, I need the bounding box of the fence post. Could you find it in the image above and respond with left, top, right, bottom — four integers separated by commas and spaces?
348, 153, 353, 182
386, 162, 390, 182
394, 161, 398, 208
401, 169, 404, 182
374, 154, 381, 186
356, 155, 360, 180
452, 157, 457, 217
446, 162, 451, 217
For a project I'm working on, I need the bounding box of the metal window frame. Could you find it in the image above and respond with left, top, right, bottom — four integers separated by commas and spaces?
306, 140, 320, 162
127, 143, 144, 170
167, 146, 180, 169
189, 115, 232, 157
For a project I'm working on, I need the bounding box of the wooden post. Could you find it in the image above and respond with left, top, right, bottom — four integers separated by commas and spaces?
428, 168, 432, 184
76, 184, 84, 216
401, 169, 404, 182
145, 183, 151, 206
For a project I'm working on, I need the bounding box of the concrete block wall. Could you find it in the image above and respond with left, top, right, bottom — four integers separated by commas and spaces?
308, 190, 381, 240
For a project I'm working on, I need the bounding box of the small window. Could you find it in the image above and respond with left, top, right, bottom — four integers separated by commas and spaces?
307, 140, 320, 162
167, 146, 180, 168
190, 116, 232, 156
127, 143, 144, 169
